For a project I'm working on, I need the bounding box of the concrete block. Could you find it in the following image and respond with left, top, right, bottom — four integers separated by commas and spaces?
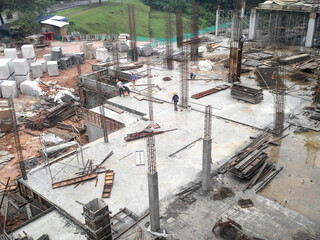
96, 48, 109, 62
43, 54, 51, 61
51, 47, 62, 61
30, 62, 43, 78
0, 61, 11, 79
0, 58, 14, 75
21, 44, 35, 59
0, 80, 18, 98
4, 48, 18, 60
47, 61, 59, 76
13, 59, 30, 75
38, 60, 47, 72
20, 80, 41, 97
15, 73, 31, 87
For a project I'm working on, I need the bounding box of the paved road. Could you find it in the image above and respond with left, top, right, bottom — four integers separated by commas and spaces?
49, 0, 111, 13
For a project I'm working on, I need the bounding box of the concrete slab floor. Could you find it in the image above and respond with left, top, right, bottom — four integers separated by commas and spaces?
118, 173, 320, 240
15, 34, 320, 238
11, 209, 86, 239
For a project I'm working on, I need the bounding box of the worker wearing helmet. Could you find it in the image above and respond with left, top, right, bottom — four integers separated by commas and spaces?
131, 72, 137, 89
171, 92, 179, 111
116, 79, 125, 97
190, 72, 196, 79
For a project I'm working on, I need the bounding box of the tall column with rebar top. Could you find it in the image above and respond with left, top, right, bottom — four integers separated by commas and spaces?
147, 60, 154, 121
190, 2, 199, 61
249, 0, 259, 40
202, 105, 212, 192
147, 60, 159, 231
274, 68, 285, 136
216, 1, 221, 36
128, 5, 138, 61
229, 0, 242, 83
8, 98, 27, 180
147, 134, 160, 232
176, 10, 183, 48
180, 48, 189, 108
165, 10, 173, 70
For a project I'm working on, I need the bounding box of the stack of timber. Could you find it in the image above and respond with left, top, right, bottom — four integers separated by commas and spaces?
25, 101, 80, 130
229, 132, 283, 192
230, 83, 263, 104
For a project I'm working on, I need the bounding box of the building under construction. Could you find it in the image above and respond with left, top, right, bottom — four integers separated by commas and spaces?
1, 0, 320, 240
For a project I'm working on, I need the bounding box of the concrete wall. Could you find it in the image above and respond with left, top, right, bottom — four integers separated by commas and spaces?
86, 123, 104, 142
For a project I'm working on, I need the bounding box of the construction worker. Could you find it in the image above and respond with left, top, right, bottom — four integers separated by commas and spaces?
116, 79, 125, 97
131, 72, 137, 89
190, 72, 196, 79
123, 84, 130, 96
171, 92, 179, 111
240, 34, 246, 49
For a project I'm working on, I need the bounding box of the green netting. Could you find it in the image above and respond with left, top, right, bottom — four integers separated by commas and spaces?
136, 23, 227, 45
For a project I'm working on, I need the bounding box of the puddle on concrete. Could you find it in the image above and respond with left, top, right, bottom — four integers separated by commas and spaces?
261, 129, 320, 223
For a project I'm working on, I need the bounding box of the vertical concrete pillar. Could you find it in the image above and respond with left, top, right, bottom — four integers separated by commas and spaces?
305, 12, 318, 48
202, 138, 212, 192
241, 0, 246, 18
231, 0, 242, 41
249, 8, 258, 40
216, 5, 221, 36
148, 172, 160, 232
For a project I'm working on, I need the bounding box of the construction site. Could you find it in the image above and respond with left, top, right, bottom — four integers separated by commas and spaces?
1, 0, 320, 239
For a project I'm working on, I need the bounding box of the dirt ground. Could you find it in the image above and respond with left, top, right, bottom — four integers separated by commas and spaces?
0, 41, 102, 187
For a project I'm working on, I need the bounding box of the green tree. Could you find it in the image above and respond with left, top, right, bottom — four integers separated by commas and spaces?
0, 0, 50, 35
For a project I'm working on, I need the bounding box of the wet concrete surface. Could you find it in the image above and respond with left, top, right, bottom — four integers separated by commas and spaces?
261, 127, 320, 223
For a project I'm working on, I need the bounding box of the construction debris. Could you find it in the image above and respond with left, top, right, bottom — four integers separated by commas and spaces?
191, 84, 230, 99
0, 151, 14, 170
212, 187, 234, 200
231, 83, 263, 104
238, 199, 254, 208
212, 217, 251, 240
229, 133, 283, 192
279, 53, 310, 65
25, 101, 80, 130
124, 128, 177, 142
52, 172, 97, 189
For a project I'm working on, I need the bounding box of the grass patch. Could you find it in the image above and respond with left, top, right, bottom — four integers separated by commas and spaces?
55, 0, 202, 38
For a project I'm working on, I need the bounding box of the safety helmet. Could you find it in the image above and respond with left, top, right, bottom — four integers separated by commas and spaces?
131, 72, 134, 74
116, 79, 118, 82
173, 91, 177, 95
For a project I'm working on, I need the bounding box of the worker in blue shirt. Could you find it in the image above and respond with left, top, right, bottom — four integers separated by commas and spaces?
131, 72, 137, 89
171, 92, 179, 111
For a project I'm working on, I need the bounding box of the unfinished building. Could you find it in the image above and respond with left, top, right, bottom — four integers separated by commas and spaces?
1, 1, 320, 240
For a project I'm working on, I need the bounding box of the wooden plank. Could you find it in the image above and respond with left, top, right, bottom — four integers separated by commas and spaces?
134, 94, 144, 101
104, 103, 124, 114
52, 173, 97, 189
102, 170, 114, 198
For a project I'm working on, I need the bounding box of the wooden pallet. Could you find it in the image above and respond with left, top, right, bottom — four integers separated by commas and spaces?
102, 170, 115, 198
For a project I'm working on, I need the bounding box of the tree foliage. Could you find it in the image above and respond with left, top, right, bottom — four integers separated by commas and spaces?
0, 0, 50, 35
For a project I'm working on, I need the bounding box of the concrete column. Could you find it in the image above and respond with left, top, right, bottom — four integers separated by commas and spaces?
305, 12, 318, 48
148, 172, 160, 232
202, 138, 212, 192
249, 8, 258, 40
215, 5, 221, 36
241, 0, 246, 18
231, 1, 241, 41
